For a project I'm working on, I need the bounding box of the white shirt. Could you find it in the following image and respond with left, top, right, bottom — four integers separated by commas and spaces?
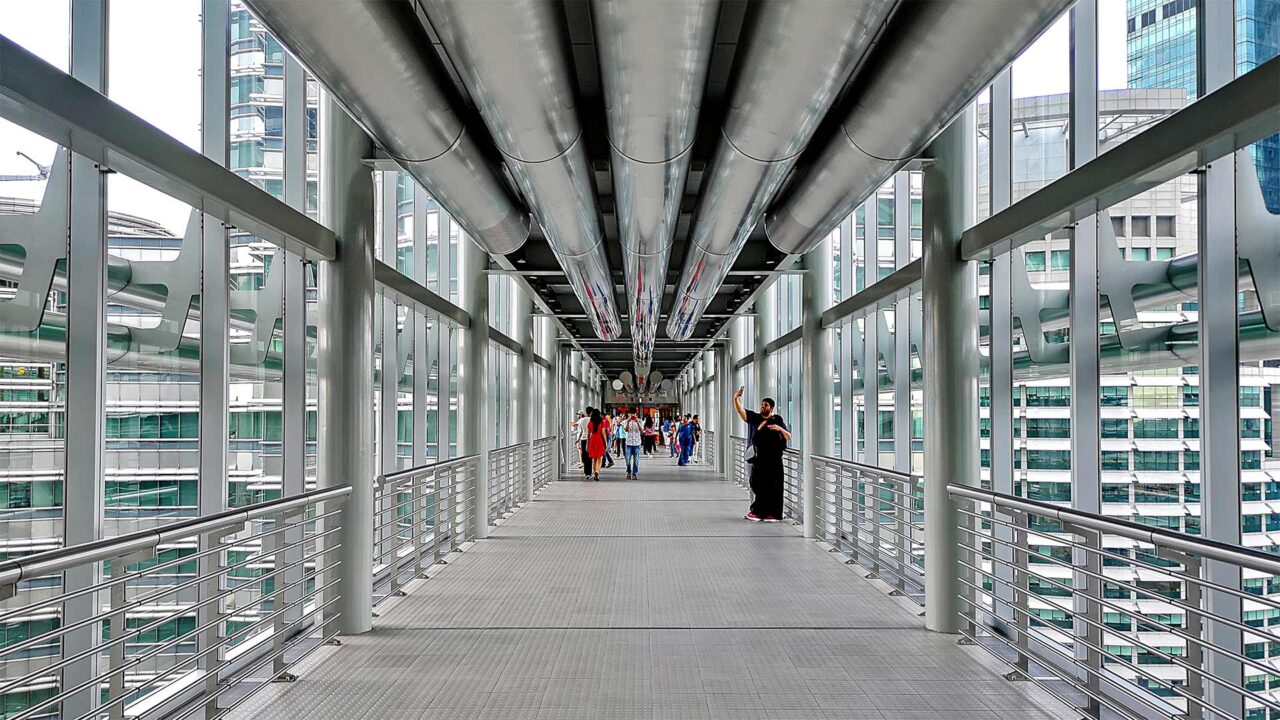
624, 419, 643, 446
575, 416, 590, 442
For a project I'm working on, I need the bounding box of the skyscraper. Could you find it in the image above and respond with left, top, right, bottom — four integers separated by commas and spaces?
1127, 0, 1280, 212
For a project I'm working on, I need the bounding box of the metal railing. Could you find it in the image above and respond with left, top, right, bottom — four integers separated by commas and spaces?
532, 436, 555, 493
950, 483, 1280, 720
730, 436, 749, 490
487, 443, 528, 525
701, 429, 715, 470
373, 455, 478, 603
781, 449, 803, 523
812, 455, 924, 604
0, 485, 351, 720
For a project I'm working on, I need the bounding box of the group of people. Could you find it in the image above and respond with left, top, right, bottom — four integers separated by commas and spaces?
573, 408, 656, 481
662, 415, 701, 466
571, 409, 711, 480
571, 391, 788, 526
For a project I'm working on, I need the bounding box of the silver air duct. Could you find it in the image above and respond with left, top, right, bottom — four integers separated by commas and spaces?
593, 0, 719, 375
420, 0, 623, 340
665, 0, 898, 341
243, 0, 529, 255
765, 0, 1074, 255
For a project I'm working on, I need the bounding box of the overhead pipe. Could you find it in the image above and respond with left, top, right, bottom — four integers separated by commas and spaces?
420, 0, 623, 340
593, 0, 719, 376
242, 0, 529, 255
765, 0, 1074, 255
664, 0, 898, 341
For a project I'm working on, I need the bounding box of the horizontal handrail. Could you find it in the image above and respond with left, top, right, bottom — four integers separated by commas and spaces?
949, 483, 1280, 577
378, 453, 481, 486
812, 453, 917, 481
0, 484, 352, 587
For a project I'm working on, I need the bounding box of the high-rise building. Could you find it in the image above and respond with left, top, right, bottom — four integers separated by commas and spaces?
1127, 0, 1280, 212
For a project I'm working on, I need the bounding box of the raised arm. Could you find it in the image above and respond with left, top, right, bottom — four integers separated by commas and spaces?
733, 386, 748, 422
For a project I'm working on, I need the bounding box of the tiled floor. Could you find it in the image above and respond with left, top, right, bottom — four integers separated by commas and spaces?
229, 457, 1076, 720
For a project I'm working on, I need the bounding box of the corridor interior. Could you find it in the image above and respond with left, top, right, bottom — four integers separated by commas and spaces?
229, 459, 1076, 720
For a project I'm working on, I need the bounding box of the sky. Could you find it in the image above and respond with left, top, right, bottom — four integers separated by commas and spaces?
0, 0, 1149, 236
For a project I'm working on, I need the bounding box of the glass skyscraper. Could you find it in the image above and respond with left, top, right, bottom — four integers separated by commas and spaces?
1127, 0, 1280, 212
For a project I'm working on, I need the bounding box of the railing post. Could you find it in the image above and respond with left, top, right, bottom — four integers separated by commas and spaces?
317, 96, 376, 634
921, 107, 979, 634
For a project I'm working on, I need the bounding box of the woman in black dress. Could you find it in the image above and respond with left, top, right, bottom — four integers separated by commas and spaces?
732, 387, 792, 522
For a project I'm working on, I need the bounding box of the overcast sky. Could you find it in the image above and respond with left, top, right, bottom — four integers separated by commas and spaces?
0, 0, 1138, 236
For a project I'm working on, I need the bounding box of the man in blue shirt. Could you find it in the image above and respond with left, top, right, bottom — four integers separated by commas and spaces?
677, 415, 695, 466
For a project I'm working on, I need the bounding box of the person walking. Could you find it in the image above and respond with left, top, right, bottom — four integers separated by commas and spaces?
642, 417, 656, 455
734, 387, 790, 521
622, 411, 644, 479
667, 417, 679, 458
576, 409, 593, 478
586, 408, 610, 481
690, 415, 702, 462
615, 414, 628, 456
677, 415, 695, 466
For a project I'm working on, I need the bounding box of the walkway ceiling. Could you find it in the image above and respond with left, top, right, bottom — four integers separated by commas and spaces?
251, 0, 1068, 378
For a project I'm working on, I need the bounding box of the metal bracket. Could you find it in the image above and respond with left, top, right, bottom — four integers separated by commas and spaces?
272, 673, 298, 683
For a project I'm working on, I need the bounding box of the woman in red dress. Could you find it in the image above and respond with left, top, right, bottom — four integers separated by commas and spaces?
586, 408, 610, 481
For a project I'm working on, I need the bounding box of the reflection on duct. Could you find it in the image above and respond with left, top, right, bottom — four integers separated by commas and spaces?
664, 0, 898, 341
594, 0, 719, 374
242, 0, 529, 255
765, 0, 1073, 256
421, 0, 622, 340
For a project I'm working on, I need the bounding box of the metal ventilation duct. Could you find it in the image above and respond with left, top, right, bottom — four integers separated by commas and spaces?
420, 0, 622, 340
664, 0, 898, 341
593, 0, 719, 376
242, 0, 529, 255
765, 0, 1074, 255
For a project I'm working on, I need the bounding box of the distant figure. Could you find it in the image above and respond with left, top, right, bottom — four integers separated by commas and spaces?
586, 408, 611, 481
677, 415, 696, 466
622, 411, 644, 479
576, 408, 593, 478
733, 387, 790, 522
642, 417, 657, 455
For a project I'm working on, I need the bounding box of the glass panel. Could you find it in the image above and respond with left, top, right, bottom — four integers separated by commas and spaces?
0, 17, 70, 717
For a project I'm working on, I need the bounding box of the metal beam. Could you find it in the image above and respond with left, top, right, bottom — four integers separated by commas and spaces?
961, 55, 1280, 260
375, 260, 470, 328
0, 34, 337, 260
821, 259, 921, 329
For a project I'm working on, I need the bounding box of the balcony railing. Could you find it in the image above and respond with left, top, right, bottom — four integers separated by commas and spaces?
812, 455, 925, 604
373, 455, 477, 603
951, 484, 1280, 720
532, 436, 555, 493
487, 443, 527, 524
0, 485, 351, 720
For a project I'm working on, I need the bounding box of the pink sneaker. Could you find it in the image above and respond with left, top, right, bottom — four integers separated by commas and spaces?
744, 513, 763, 522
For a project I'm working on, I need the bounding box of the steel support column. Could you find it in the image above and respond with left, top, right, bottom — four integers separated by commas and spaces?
197, 0, 234, 673
1068, 3, 1103, 705
317, 98, 376, 634
281, 53, 308, 626
862, 195, 879, 465
1198, 0, 1243, 713
801, 238, 833, 538
412, 186, 431, 466
515, 288, 534, 500
921, 109, 979, 634
989, 69, 1018, 629
754, 289, 772, 401
460, 235, 490, 539
893, 172, 912, 475
61, 4, 108, 715
379, 172, 398, 477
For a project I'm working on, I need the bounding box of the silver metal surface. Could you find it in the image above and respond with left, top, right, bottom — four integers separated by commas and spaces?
242, 0, 529, 256
460, 235, 491, 539
920, 109, 977, 634
318, 98, 377, 634
421, 0, 622, 340
666, 0, 896, 340
765, 0, 1073, 256
594, 0, 717, 374
800, 238, 833, 539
